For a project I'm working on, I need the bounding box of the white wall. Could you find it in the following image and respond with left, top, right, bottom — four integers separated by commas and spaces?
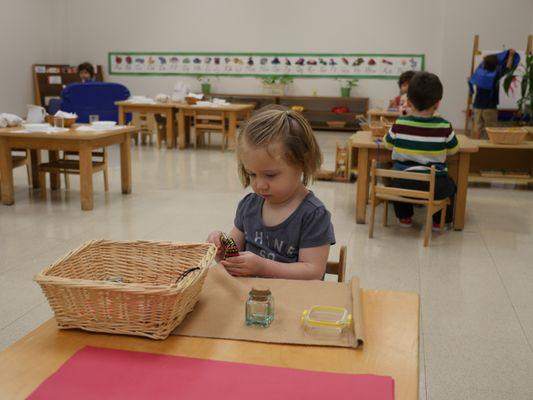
3, 0, 532, 126
0, 0, 67, 115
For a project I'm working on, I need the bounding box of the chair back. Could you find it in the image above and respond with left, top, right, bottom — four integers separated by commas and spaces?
370, 159, 436, 203
325, 245, 347, 283
60, 82, 130, 123
194, 110, 225, 131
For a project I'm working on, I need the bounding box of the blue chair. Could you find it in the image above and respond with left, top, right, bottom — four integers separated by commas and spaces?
39, 82, 131, 198
60, 82, 131, 123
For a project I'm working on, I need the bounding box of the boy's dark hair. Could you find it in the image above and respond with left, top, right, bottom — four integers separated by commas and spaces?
398, 70, 416, 88
483, 54, 499, 72
77, 62, 95, 78
407, 72, 443, 111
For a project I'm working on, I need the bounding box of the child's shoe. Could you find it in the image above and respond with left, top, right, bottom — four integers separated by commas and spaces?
432, 222, 452, 232
398, 217, 413, 228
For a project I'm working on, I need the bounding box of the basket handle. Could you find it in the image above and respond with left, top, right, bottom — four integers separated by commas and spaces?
175, 267, 201, 284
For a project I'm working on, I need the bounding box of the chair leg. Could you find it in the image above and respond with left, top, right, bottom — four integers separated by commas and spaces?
103, 169, 109, 192
25, 165, 32, 186
383, 200, 389, 227
423, 206, 433, 247
39, 172, 47, 200
64, 171, 70, 189
369, 198, 377, 238
440, 204, 447, 233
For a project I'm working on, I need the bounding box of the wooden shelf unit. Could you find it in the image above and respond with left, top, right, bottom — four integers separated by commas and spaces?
468, 139, 533, 186
210, 93, 369, 132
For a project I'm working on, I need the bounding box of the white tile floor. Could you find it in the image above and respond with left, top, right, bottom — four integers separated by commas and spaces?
1, 132, 532, 399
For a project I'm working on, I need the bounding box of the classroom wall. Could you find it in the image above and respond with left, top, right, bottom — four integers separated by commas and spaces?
0, 0, 67, 116
5, 0, 532, 127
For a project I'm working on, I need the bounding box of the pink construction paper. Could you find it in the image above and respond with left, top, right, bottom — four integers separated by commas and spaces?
29, 346, 394, 400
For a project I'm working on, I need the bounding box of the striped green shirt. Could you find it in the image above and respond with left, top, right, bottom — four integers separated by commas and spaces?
383, 115, 459, 173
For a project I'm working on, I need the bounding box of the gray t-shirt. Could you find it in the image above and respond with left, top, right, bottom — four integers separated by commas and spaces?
234, 191, 336, 263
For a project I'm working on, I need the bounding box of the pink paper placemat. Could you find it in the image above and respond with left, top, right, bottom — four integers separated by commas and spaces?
29, 346, 394, 400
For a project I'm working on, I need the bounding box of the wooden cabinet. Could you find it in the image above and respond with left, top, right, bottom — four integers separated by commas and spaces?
210, 93, 369, 132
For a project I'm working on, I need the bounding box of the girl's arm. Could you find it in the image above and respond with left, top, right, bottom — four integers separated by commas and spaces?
222, 244, 330, 280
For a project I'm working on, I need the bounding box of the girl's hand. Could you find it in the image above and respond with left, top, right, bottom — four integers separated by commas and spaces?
206, 230, 224, 261
221, 252, 263, 277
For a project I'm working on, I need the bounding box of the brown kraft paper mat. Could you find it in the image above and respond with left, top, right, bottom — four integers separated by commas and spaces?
172, 265, 365, 348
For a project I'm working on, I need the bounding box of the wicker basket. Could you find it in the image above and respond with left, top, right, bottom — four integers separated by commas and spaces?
185, 96, 199, 105
45, 115, 77, 127
370, 123, 390, 137
34, 240, 216, 339
326, 120, 347, 128
486, 127, 528, 145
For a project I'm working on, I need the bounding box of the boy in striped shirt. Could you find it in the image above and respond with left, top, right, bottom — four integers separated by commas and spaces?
383, 72, 458, 229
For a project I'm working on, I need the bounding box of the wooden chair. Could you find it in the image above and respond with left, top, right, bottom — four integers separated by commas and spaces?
325, 245, 347, 282
131, 113, 160, 147
38, 150, 109, 199
236, 103, 256, 128
368, 159, 450, 247
193, 110, 227, 150
9, 149, 32, 186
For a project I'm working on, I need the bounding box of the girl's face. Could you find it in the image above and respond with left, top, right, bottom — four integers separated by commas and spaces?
240, 141, 303, 205
400, 82, 409, 94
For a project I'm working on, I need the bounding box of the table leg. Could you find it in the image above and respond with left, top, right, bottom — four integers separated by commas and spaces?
228, 112, 237, 150
356, 148, 369, 224
166, 109, 174, 149
30, 149, 41, 189
118, 105, 125, 125
120, 134, 132, 194
79, 143, 93, 211
48, 151, 61, 190
178, 110, 186, 149
0, 138, 14, 205
454, 153, 470, 230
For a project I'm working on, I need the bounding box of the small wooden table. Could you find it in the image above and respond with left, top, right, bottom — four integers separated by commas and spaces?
367, 108, 400, 124
348, 132, 479, 230
176, 103, 254, 150
0, 289, 419, 400
116, 101, 255, 150
116, 101, 177, 149
468, 139, 533, 185
0, 126, 135, 211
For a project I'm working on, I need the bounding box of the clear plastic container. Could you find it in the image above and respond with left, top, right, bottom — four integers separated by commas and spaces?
301, 306, 352, 338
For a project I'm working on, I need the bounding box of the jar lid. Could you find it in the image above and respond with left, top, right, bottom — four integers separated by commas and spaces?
250, 286, 271, 298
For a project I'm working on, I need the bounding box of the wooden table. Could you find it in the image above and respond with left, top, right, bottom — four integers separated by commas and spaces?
116, 101, 177, 149
367, 108, 400, 124
116, 101, 255, 150
0, 125, 135, 211
348, 131, 479, 230
468, 139, 533, 186
0, 289, 419, 400
176, 103, 254, 150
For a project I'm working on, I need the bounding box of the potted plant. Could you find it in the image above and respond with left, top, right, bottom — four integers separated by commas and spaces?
503, 54, 532, 127
259, 75, 294, 95
336, 78, 359, 98
196, 75, 218, 95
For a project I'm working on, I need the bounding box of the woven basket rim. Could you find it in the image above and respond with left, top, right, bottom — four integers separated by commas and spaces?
34, 239, 216, 291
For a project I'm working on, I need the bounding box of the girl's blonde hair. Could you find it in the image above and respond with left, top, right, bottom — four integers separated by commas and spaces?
237, 106, 322, 187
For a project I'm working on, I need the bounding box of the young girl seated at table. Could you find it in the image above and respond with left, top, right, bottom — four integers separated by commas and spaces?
389, 70, 415, 115
207, 106, 335, 280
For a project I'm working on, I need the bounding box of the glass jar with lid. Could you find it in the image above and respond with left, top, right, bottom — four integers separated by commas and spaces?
245, 286, 274, 327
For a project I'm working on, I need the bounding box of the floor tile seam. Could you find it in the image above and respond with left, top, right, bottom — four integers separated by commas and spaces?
479, 230, 533, 353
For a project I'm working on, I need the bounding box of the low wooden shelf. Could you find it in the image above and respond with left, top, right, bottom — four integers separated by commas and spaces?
211, 93, 369, 132
468, 139, 533, 186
